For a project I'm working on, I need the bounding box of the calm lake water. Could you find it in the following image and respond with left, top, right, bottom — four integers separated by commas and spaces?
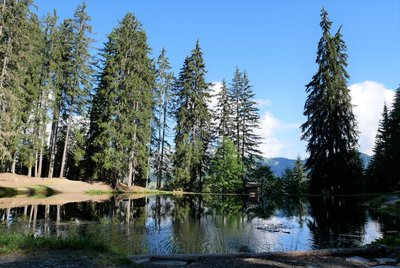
0, 194, 398, 254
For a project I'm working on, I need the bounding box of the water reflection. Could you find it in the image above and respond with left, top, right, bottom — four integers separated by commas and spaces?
0, 194, 396, 254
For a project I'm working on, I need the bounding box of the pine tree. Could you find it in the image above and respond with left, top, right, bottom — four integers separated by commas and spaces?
385, 87, 400, 191
229, 67, 262, 179
301, 8, 362, 194
154, 48, 174, 189
58, 3, 94, 178
366, 104, 390, 192
172, 40, 212, 192
214, 79, 232, 139
282, 156, 308, 194
0, 0, 35, 171
88, 12, 154, 187
207, 138, 243, 193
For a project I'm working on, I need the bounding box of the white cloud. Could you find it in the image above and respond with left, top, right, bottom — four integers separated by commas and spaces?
255, 111, 300, 158
255, 98, 272, 108
350, 81, 395, 155
209, 81, 222, 111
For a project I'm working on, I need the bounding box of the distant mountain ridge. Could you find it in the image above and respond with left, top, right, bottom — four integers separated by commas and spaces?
263, 153, 371, 177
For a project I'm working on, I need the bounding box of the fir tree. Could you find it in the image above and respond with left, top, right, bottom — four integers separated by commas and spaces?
301, 8, 362, 194
88, 12, 154, 187
173, 40, 212, 192
229, 67, 262, 179
214, 79, 232, 139
207, 138, 243, 193
153, 48, 174, 189
58, 3, 94, 178
366, 104, 390, 192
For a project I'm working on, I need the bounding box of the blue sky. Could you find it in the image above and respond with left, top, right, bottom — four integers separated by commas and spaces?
34, 0, 400, 159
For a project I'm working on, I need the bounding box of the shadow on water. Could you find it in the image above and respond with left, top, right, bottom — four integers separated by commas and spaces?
0, 193, 398, 254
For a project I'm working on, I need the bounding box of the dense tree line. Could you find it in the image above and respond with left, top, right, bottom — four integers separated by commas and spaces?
366, 88, 400, 192
1, 2, 398, 194
0, 1, 265, 193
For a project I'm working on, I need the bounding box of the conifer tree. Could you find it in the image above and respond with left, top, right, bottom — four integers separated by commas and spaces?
173, 40, 212, 192
384, 87, 400, 191
229, 68, 262, 178
207, 138, 243, 193
366, 104, 390, 192
88, 12, 154, 187
58, 3, 94, 178
301, 8, 362, 194
0, 0, 35, 171
214, 79, 232, 139
154, 48, 174, 189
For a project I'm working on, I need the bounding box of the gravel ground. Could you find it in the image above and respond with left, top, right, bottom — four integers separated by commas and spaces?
2, 247, 398, 268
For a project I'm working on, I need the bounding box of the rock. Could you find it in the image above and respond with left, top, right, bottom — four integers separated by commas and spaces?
371, 266, 399, 268
150, 260, 187, 266
346, 256, 375, 265
374, 258, 398, 265
134, 257, 151, 264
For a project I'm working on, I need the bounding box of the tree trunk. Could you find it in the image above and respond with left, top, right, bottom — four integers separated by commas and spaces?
27, 166, 32, 177
11, 153, 16, 174
59, 115, 72, 178
34, 151, 38, 177
38, 146, 43, 178
127, 149, 134, 187
48, 112, 59, 178
156, 88, 163, 189
0, 0, 6, 38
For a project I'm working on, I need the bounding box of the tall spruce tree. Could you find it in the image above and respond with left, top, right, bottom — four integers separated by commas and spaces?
301, 8, 362, 194
58, 3, 94, 178
172, 40, 212, 192
88, 12, 154, 187
229, 68, 262, 178
154, 48, 174, 189
367, 104, 390, 192
214, 79, 232, 139
365, 92, 400, 193
0, 0, 35, 172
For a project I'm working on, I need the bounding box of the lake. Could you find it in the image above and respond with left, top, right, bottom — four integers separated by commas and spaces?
0, 194, 398, 254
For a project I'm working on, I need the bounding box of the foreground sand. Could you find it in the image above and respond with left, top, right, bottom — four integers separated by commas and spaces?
0, 173, 156, 208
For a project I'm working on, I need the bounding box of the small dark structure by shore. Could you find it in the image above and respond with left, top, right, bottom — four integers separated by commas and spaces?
245, 182, 261, 201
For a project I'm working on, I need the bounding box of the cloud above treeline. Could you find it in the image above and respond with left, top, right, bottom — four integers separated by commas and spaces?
209, 80, 395, 159
350, 81, 395, 155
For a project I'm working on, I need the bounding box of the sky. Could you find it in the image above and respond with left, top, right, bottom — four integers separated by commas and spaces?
34, 0, 400, 159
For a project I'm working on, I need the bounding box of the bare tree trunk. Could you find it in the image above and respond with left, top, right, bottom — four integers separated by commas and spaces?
59, 115, 71, 178
0, 0, 6, 39
34, 151, 38, 177
37, 146, 43, 178
27, 166, 32, 177
48, 115, 58, 178
156, 88, 163, 189
0, 36, 11, 90
11, 152, 16, 174
127, 149, 134, 187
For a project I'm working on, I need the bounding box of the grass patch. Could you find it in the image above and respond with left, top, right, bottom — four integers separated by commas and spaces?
85, 189, 120, 195
379, 201, 400, 218
0, 233, 133, 265
370, 235, 400, 248
0, 185, 56, 198
0, 187, 18, 197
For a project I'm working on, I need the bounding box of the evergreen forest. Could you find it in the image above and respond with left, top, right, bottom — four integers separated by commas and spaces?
1, 1, 399, 195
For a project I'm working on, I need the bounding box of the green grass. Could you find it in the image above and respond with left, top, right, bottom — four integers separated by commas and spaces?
370, 235, 400, 248
84, 189, 120, 195
0, 185, 56, 198
0, 187, 18, 197
0, 233, 133, 265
